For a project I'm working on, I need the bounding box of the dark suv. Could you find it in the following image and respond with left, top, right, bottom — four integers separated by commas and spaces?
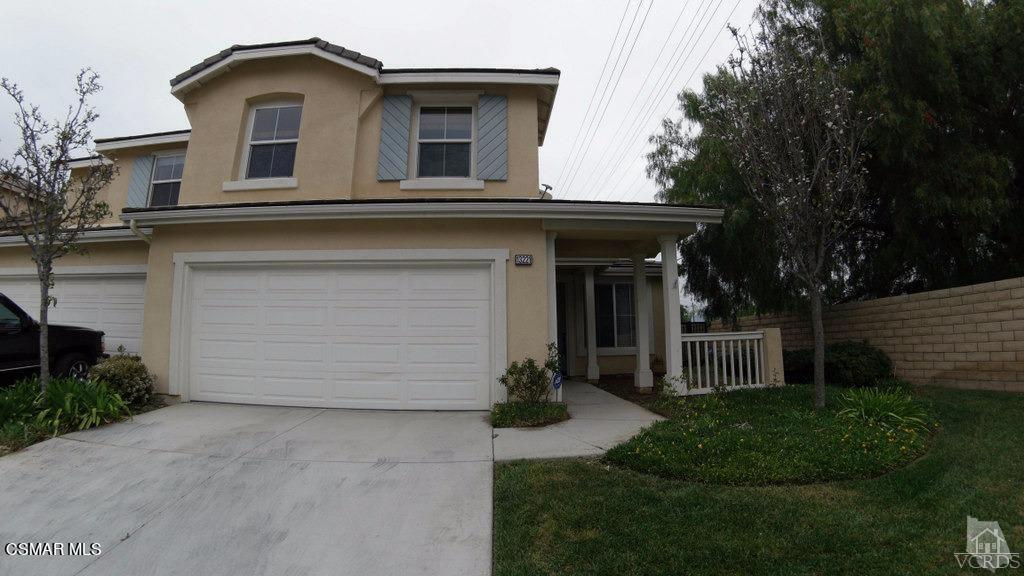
0, 293, 106, 385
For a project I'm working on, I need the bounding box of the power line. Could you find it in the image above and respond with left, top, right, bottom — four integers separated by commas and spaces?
560, 0, 655, 199
551, 1, 635, 192
581, 0, 728, 200
623, 0, 745, 203
567, 0, 697, 198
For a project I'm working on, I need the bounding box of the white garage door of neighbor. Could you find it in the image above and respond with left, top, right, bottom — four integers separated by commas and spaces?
187, 263, 493, 410
0, 274, 146, 354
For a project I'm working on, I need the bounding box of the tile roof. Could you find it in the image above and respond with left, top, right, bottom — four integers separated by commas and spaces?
170, 38, 383, 87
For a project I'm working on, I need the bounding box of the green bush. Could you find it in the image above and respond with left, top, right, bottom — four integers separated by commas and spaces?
0, 380, 41, 425
35, 377, 130, 433
491, 401, 569, 428
837, 387, 930, 432
499, 343, 560, 403
90, 352, 155, 407
784, 341, 894, 387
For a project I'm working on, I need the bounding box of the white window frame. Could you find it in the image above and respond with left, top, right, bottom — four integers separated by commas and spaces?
595, 281, 636, 350
402, 92, 483, 189
148, 149, 187, 207
239, 99, 303, 181
574, 276, 655, 357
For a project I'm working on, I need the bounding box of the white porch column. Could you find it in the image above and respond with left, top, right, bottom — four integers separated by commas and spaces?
584, 266, 600, 382
632, 254, 654, 390
546, 232, 561, 400
658, 235, 683, 380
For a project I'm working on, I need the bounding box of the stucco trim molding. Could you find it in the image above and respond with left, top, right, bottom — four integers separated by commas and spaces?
399, 178, 485, 191
222, 178, 299, 192
0, 227, 153, 247
167, 249, 510, 405
0, 265, 147, 278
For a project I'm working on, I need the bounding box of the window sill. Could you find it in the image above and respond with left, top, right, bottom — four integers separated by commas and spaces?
578, 347, 639, 357
399, 178, 485, 191
222, 177, 298, 192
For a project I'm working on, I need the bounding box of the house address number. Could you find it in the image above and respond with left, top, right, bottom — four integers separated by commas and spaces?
514, 254, 534, 266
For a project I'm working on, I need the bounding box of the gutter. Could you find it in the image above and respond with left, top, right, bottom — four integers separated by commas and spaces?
129, 219, 151, 245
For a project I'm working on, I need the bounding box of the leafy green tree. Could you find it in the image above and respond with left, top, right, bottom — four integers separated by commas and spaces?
652, 0, 1024, 319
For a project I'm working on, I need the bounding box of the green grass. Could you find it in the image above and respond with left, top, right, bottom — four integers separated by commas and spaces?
494, 387, 1024, 575
492, 401, 570, 428
605, 386, 933, 485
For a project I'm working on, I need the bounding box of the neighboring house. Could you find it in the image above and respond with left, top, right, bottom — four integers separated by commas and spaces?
0, 175, 41, 231
0, 38, 723, 409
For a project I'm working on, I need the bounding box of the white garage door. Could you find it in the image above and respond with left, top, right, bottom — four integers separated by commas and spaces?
0, 273, 146, 354
187, 263, 492, 410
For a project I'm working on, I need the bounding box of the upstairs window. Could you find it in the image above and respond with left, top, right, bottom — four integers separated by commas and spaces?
595, 283, 635, 348
149, 153, 185, 206
245, 104, 302, 179
416, 106, 472, 178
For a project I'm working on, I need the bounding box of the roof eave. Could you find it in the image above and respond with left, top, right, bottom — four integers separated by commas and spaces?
120, 200, 723, 228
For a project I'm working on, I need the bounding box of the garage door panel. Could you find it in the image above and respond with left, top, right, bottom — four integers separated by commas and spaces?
187, 263, 492, 409
0, 274, 146, 355
264, 305, 328, 328
263, 340, 326, 363
195, 338, 259, 361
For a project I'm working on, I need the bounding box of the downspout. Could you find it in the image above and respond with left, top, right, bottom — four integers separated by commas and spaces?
129, 219, 151, 245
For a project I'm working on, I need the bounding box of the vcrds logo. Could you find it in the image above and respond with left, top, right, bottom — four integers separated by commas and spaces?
954, 517, 1020, 572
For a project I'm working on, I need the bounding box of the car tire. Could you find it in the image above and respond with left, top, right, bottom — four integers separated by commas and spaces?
55, 353, 92, 380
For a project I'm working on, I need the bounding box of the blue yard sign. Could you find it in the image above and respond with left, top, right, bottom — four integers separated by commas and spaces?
552, 372, 563, 390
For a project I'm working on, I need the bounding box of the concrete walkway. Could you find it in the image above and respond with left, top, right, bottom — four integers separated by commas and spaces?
492, 380, 663, 461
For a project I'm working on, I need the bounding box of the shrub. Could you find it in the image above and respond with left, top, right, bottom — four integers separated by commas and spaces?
837, 387, 930, 432
0, 380, 41, 425
784, 341, 893, 387
491, 402, 569, 428
499, 343, 560, 403
90, 352, 155, 407
35, 377, 130, 433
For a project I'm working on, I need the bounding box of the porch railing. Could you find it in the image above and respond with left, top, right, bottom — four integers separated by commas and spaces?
680, 331, 768, 395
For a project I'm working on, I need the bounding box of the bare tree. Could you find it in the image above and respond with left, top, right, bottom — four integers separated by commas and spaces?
699, 3, 873, 408
0, 69, 114, 391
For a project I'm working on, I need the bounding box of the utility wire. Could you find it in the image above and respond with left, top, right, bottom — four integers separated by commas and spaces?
551, 1, 635, 192
560, 0, 655, 199
568, 0, 696, 198
581, 0, 727, 200
623, 0, 745, 203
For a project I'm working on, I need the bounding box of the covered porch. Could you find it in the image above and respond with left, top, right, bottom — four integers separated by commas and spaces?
542, 211, 784, 399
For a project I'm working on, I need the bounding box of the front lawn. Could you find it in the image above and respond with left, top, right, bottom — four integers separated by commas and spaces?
606, 386, 932, 484
494, 387, 1024, 575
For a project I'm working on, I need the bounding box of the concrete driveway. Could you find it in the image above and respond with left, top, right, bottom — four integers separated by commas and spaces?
0, 403, 493, 576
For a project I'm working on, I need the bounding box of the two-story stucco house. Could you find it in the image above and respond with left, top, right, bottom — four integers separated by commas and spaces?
0, 38, 723, 409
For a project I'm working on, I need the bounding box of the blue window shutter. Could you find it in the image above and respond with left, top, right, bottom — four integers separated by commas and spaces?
125, 155, 154, 208
377, 95, 412, 181
477, 95, 508, 181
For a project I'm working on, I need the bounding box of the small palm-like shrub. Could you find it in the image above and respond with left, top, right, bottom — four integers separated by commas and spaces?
837, 387, 929, 432
91, 351, 155, 407
499, 343, 560, 403
35, 377, 130, 433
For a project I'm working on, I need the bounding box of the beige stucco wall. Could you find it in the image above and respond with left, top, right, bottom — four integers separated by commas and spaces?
0, 241, 149, 268
141, 218, 550, 394
712, 277, 1024, 392
110, 55, 542, 212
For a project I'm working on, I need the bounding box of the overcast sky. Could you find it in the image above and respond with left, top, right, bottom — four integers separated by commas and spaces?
0, 0, 758, 204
